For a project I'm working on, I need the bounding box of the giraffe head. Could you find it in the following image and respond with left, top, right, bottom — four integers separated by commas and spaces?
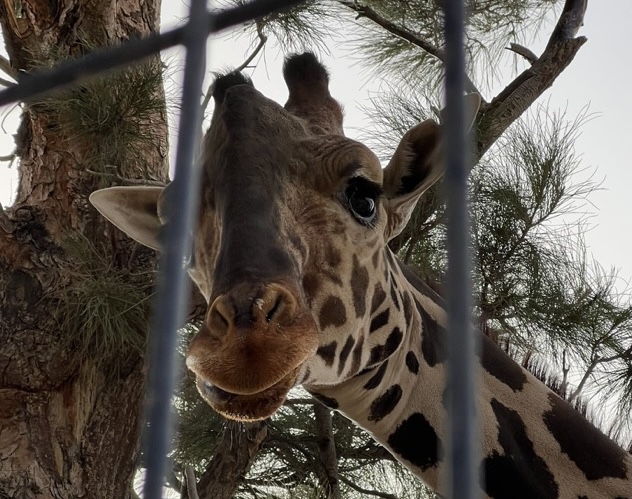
90, 53, 480, 421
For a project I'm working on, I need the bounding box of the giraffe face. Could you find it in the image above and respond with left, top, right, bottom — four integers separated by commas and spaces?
90, 54, 475, 421
184, 80, 392, 420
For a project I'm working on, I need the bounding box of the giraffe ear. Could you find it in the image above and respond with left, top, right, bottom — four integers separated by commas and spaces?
382, 93, 481, 241
89, 186, 165, 250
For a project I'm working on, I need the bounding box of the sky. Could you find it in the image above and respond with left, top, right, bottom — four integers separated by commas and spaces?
0, 0, 630, 287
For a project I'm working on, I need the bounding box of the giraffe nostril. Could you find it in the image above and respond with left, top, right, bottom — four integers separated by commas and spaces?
257, 284, 298, 327
265, 296, 282, 323
208, 295, 233, 336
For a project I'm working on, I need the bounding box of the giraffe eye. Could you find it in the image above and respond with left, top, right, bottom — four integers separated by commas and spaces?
343, 177, 381, 227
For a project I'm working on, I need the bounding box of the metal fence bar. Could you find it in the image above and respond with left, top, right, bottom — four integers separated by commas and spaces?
442, 0, 481, 497
0, 0, 303, 107
141, 0, 208, 496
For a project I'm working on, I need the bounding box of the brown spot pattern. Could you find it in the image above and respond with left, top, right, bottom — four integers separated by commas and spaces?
390, 279, 401, 311
318, 295, 347, 329
543, 392, 628, 480
370, 283, 387, 314
337, 335, 355, 376
317, 341, 337, 367
368, 327, 403, 366
350, 255, 369, 317
368, 384, 403, 422
369, 309, 390, 334
405, 351, 419, 374
363, 362, 388, 390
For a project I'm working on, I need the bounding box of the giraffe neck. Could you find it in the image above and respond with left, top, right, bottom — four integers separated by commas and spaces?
308, 250, 632, 499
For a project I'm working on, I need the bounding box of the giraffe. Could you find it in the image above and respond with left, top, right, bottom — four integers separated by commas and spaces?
90, 53, 632, 498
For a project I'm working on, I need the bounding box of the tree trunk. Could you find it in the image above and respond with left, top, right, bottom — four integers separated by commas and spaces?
196, 421, 268, 499
0, 1, 167, 497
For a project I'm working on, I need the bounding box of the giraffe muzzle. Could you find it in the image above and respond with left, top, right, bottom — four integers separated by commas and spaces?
195, 367, 300, 421
186, 281, 319, 420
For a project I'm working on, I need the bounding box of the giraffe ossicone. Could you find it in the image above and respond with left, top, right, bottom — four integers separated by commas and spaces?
90, 53, 632, 498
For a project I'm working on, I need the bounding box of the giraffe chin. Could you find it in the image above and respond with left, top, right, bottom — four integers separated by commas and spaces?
195, 370, 298, 422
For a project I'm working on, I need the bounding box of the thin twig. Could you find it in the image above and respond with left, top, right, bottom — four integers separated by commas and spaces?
506, 43, 538, 64
284, 397, 318, 406
201, 21, 268, 116
234, 23, 268, 73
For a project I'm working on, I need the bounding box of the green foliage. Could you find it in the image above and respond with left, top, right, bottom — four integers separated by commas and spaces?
53, 235, 151, 374
222, 0, 342, 54
31, 49, 165, 187
351, 0, 559, 90
472, 107, 632, 428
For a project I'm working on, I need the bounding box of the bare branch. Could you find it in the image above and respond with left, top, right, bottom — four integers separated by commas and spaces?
547, 0, 588, 47
284, 397, 318, 406
180, 466, 200, 499
568, 358, 599, 403
477, 0, 588, 158
506, 43, 538, 65
234, 24, 268, 74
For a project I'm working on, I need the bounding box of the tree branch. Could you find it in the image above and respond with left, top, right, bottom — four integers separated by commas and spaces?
506, 43, 538, 65
0, 202, 16, 233
547, 0, 588, 47
0, 153, 16, 162
85, 167, 166, 186
180, 466, 200, 499
477, 0, 588, 158
284, 397, 318, 406
313, 404, 341, 499
196, 421, 268, 499
337, 0, 482, 97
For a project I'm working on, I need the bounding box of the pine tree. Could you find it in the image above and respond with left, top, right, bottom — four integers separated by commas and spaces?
0, 1, 167, 496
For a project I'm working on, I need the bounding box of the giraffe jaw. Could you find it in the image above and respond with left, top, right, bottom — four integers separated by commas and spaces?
195, 367, 300, 421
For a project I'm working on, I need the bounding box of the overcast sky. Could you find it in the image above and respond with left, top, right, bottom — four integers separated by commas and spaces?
1, 0, 630, 284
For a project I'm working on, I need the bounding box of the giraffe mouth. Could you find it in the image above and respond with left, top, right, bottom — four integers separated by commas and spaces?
195, 368, 299, 421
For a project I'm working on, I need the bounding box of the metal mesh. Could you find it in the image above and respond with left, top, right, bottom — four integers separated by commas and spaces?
0, 0, 478, 497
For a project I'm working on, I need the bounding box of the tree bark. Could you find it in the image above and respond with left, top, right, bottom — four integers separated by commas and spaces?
314, 403, 342, 499
196, 421, 268, 499
0, 1, 167, 497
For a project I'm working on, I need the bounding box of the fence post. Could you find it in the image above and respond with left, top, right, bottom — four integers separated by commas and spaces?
442, 0, 481, 497
141, 0, 208, 497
